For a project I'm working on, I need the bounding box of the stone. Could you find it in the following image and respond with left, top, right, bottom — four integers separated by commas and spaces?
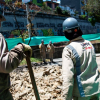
10, 65, 63, 100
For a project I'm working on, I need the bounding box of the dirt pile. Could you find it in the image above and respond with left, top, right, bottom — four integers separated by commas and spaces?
10, 65, 63, 100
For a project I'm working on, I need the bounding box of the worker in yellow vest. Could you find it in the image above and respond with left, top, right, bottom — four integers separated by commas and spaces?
47, 41, 55, 63
39, 40, 47, 64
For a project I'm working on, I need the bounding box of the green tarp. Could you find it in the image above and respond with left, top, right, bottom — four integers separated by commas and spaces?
6, 33, 100, 50
6, 38, 24, 51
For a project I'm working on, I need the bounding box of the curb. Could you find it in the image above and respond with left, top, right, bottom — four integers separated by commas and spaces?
96, 54, 100, 57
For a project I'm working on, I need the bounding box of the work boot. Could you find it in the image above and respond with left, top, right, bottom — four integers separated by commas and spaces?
50, 59, 54, 63
43, 60, 47, 64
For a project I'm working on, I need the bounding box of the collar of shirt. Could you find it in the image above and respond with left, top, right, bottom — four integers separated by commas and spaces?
67, 36, 84, 45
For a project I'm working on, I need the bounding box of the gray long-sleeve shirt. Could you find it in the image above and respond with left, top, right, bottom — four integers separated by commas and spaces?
62, 36, 100, 99
0, 33, 25, 94
0, 33, 25, 73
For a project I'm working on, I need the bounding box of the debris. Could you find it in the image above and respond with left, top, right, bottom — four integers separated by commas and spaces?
10, 65, 63, 100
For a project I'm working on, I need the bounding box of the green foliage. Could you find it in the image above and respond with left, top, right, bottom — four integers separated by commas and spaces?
79, 15, 87, 20
88, 18, 96, 26
55, 6, 62, 15
62, 10, 70, 16
41, 29, 54, 36
42, 2, 47, 9
81, 1, 84, 5
88, 16, 100, 26
32, 0, 43, 7
74, 11, 79, 16
75, 11, 79, 14
53, 10, 57, 14
55, 6, 70, 16
48, 29, 54, 36
42, 29, 48, 36
11, 30, 29, 39
83, 0, 100, 25
20, 58, 42, 66
21, 31, 29, 39
11, 30, 20, 36
4, 0, 12, 4
47, 6, 51, 11
4, 0, 12, 2
41, 2, 52, 13
88, 12, 93, 16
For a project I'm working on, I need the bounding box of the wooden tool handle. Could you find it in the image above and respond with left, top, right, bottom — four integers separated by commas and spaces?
25, 52, 40, 100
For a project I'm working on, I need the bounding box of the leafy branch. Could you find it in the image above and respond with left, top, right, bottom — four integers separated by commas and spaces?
82, 0, 100, 26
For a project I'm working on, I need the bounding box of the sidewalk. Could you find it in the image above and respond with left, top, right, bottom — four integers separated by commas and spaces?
96, 53, 100, 70
52, 53, 100, 67
31, 53, 100, 68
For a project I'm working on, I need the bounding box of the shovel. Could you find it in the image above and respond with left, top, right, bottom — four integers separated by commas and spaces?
25, 52, 40, 100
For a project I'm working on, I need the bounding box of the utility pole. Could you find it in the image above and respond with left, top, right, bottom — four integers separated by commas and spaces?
22, 1, 40, 100
22, 0, 31, 37
26, 3, 31, 37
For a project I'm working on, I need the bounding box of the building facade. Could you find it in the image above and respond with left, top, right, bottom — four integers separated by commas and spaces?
0, 11, 100, 38
61, 0, 87, 15
59, 5, 75, 15
0, 0, 99, 38
45, 1, 59, 10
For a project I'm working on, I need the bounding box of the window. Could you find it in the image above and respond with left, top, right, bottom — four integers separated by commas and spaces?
55, 4, 57, 8
47, 3, 52, 8
37, 0, 41, 3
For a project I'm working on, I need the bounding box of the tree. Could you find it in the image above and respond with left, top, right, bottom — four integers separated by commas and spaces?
5, 0, 12, 3
4, 0, 40, 39
62, 10, 70, 16
79, 15, 87, 20
55, 6, 62, 15
4, 0, 25, 39
41, 2, 52, 13
83, 0, 100, 26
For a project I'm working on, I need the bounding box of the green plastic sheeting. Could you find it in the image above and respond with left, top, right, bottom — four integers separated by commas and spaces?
6, 33, 100, 50
83, 33, 100, 41
6, 38, 24, 50
24, 36, 68, 46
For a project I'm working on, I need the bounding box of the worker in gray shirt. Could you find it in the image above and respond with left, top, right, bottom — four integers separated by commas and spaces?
62, 17, 100, 100
0, 13, 32, 100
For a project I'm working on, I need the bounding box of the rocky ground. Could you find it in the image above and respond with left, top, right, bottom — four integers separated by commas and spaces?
9, 56, 100, 100
10, 63, 63, 100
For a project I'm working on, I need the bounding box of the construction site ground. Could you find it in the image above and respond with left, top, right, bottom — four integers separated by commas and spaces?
9, 54, 100, 100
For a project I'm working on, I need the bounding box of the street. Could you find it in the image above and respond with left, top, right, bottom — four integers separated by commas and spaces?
96, 54, 100, 70
51, 54, 100, 69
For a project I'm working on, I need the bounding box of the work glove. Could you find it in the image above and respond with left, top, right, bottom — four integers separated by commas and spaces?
22, 43, 32, 57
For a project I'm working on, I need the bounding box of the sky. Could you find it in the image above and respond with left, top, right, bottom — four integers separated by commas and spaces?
43, 0, 60, 4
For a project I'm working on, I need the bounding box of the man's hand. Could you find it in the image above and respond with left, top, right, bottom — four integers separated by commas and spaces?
22, 43, 32, 57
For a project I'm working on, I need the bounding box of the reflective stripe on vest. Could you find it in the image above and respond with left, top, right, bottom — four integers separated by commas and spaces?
67, 45, 85, 97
